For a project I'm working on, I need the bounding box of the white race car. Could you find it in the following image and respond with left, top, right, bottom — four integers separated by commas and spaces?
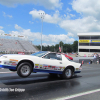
0, 51, 82, 79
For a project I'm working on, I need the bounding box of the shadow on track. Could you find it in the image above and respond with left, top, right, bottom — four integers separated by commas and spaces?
3, 73, 82, 85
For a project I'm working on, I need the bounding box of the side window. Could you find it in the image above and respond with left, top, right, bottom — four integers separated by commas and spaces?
43, 54, 50, 59
43, 53, 62, 60
49, 53, 57, 59
43, 53, 57, 59
56, 54, 62, 60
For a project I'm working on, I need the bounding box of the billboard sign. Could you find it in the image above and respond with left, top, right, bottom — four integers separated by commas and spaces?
79, 40, 90, 43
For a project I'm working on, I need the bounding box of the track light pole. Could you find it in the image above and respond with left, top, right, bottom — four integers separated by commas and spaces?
39, 12, 45, 51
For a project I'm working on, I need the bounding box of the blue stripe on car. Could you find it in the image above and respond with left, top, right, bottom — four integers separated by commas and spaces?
74, 71, 81, 73
33, 69, 81, 74
0, 65, 16, 70
33, 69, 63, 74
0, 64, 81, 74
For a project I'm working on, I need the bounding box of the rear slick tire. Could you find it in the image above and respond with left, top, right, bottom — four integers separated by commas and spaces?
62, 68, 73, 79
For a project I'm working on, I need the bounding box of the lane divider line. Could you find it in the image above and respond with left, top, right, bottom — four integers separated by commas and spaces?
55, 89, 100, 100
0, 71, 15, 73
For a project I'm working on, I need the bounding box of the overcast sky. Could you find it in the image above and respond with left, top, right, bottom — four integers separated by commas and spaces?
0, 0, 100, 46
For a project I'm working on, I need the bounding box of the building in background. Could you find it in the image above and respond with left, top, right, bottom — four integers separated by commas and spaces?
77, 32, 100, 57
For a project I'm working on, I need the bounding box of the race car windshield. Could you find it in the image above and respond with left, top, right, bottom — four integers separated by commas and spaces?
31, 51, 48, 57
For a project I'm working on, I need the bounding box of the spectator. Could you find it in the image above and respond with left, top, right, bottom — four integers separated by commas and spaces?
99, 54, 100, 64
84, 54, 86, 57
96, 53, 99, 63
93, 53, 96, 64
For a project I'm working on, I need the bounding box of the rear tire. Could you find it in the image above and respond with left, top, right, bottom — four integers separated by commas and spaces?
17, 62, 32, 78
62, 68, 73, 79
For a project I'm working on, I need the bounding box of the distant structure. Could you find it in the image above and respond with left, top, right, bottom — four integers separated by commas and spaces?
77, 32, 100, 56
0, 38, 39, 54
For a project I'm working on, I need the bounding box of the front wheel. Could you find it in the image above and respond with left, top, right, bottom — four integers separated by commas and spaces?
62, 68, 73, 79
17, 62, 32, 78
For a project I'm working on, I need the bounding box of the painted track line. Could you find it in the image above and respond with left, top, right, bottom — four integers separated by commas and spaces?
54, 89, 100, 100
0, 71, 15, 73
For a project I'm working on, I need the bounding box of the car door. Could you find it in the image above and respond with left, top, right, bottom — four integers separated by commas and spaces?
39, 53, 65, 71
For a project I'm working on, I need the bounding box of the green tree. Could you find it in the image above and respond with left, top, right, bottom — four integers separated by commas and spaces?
36, 40, 78, 53
59, 41, 64, 46
66, 44, 73, 53
72, 40, 78, 52
36, 45, 41, 50
63, 44, 68, 53
50, 45, 55, 52
55, 44, 59, 52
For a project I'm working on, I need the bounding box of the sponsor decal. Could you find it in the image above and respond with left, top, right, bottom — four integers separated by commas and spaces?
10, 59, 18, 62
48, 65, 52, 68
59, 67, 63, 69
43, 64, 48, 69
4, 62, 8, 64
63, 67, 65, 69
37, 64, 65, 71
57, 67, 65, 71
39, 65, 43, 69
59, 67, 62, 71
9, 60, 18, 65
79, 40, 100, 43
76, 68, 79, 70
44, 65, 48, 67
47, 65, 53, 70
54, 66, 59, 70
52, 66, 56, 68
91, 40, 100, 43
4, 59, 18, 66
79, 40, 90, 43
48, 65, 50, 68
58, 68, 61, 70
35, 66, 38, 68
35, 64, 39, 69
4, 61, 17, 66
35, 64, 39, 66
11, 62, 17, 66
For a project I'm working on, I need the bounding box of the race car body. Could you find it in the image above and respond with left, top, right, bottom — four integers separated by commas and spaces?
0, 51, 82, 79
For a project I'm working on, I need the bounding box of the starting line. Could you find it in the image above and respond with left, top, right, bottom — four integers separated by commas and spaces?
55, 89, 100, 100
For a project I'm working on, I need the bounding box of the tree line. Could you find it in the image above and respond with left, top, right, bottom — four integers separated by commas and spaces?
36, 40, 78, 53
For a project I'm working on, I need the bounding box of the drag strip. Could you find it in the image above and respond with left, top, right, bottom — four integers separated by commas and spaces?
0, 71, 14, 73
0, 64, 100, 100
55, 89, 100, 100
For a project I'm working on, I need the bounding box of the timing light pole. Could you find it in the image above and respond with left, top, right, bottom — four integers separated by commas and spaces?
39, 12, 45, 51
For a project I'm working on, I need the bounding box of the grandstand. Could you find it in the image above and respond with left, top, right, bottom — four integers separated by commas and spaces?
0, 38, 39, 54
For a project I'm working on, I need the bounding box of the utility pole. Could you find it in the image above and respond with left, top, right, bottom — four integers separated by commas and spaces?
39, 12, 45, 51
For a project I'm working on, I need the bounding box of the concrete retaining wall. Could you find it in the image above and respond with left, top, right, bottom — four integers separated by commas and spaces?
73, 57, 97, 64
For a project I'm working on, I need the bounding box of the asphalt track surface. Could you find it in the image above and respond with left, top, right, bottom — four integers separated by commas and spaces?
0, 64, 100, 100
